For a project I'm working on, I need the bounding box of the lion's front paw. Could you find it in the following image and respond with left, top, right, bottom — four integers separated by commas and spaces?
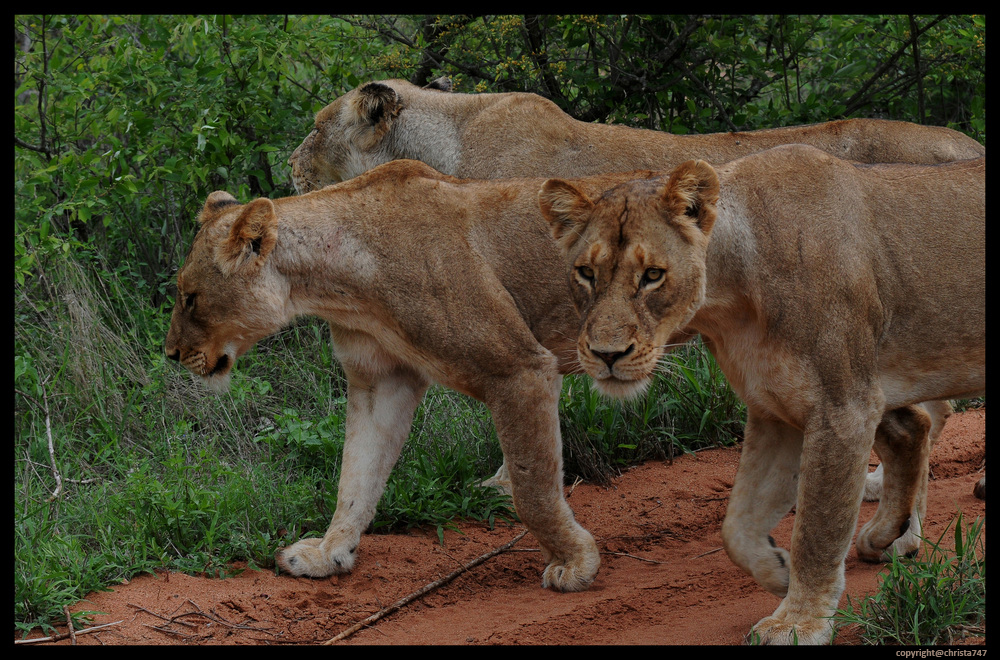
748, 611, 835, 646
857, 513, 921, 562
276, 537, 358, 578
539, 536, 601, 593
754, 539, 791, 597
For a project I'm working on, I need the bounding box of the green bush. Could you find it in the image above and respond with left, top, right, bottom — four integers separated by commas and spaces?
835, 514, 986, 645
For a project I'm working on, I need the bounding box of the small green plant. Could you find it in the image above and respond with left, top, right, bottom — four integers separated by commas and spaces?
834, 513, 986, 645
378, 437, 515, 533
952, 397, 985, 412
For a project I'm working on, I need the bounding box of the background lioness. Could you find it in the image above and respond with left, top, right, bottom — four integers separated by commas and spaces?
166, 160, 665, 592
288, 77, 985, 193
538, 145, 985, 644
289, 76, 982, 496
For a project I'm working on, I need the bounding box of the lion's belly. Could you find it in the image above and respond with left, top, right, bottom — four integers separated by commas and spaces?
878, 348, 986, 409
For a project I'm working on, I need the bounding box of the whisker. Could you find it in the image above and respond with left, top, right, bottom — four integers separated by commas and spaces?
657, 341, 691, 352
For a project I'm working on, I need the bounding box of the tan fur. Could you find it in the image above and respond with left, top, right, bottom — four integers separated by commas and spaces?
288, 78, 985, 193
289, 78, 985, 497
165, 160, 672, 592
539, 145, 985, 644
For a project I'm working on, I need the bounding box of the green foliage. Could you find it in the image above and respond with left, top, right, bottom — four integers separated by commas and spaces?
378, 438, 515, 533
835, 514, 986, 645
14, 508, 111, 636
14, 15, 366, 292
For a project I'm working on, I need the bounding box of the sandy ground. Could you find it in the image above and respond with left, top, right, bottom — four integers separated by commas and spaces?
19, 408, 984, 646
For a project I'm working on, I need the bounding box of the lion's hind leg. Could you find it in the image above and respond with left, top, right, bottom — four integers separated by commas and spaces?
856, 404, 936, 561
863, 400, 951, 502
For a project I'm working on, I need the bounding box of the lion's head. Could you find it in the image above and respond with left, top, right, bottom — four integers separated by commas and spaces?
538, 160, 720, 399
289, 78, 452, 194
165, 191, 285, 391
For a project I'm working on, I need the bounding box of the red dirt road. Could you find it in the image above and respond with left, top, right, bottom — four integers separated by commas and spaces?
23, 409, 985, 645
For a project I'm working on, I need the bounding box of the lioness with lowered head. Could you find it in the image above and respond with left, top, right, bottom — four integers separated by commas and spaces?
538, 145, 985, 644
166, 160, 665, 591
288, 77, 985, 192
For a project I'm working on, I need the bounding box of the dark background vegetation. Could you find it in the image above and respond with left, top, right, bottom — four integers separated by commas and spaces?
14, 15, 985, 634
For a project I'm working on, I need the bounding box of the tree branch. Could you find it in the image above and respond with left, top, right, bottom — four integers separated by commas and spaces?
410, 15, 478, 85
909, 15, 926, 124
677, 61, 738, 131
521, 15, 565, 103
14, 134, 55, 157
323, 529, 528, 644
843, 15, 947, 116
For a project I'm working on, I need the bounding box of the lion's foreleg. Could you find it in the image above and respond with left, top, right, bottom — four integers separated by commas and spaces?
856, 404, 933, 561
277, 367, 429, 577
721, 411, 802, 598
750, 399, 880, 645
487, 370, 600, 593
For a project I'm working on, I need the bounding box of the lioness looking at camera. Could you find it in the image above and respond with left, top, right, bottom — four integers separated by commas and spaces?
538, 145, 985, 644
288, 77, 985, 193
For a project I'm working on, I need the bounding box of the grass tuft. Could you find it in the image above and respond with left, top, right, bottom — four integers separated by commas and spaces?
835, 513, 986, 645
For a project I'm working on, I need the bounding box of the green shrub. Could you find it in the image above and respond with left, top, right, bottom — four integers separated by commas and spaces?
835, 514, 986, 645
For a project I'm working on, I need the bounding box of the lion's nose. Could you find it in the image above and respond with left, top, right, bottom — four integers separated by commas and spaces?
590, 344, 634, 369
166, 348, 180, 362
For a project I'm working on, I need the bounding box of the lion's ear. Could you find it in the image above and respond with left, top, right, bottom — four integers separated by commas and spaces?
351, 82, 403, 133
662, 160, 720, 236
198, 191, 239, 224
424, 76, 453, 92
216, 198, 278, 278
539, 179, 595, 248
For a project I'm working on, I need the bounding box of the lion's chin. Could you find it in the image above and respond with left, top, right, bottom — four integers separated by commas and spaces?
198, 352, 235, 393
199, 372, 232, 393
592, 375, 651, 400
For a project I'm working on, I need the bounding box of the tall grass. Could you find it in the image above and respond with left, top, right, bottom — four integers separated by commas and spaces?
835, 514, 986, 645
559, 341, 744, 483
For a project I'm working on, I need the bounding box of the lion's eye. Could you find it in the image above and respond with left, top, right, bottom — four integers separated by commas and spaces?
576, 266, 595, 283
640, 268, 664, 287
184, 292, 197, 310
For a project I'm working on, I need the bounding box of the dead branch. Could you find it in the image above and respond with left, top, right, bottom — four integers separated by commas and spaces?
567, 474, 584, 497
323, 529, 528, 644
127, 600, 275, 635
143, 623, 197, 639
14, 620, 124, 644
127, 602, 199, 628
37, 377, 63, 502
603, 551, 666, 565
64, 606, 76, 645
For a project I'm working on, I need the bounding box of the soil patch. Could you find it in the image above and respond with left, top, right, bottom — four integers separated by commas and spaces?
21, 409, 985, 645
